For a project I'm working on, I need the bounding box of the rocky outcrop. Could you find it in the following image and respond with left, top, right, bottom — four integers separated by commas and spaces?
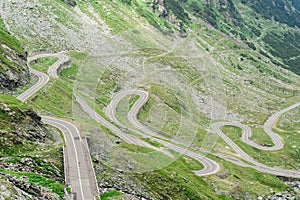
0, 19, 29, 91
2, 174, 60, 200
61, 0, 77, 7
0, 44, 29, 91
0, 157, 62, 180
0, 102, 48, 144
148, 0, 188, 37
0, 96, 64, 199
0, 177, 28, 200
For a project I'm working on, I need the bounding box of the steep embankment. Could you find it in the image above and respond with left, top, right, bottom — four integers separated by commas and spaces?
0, 95, 64, 199
0, 18, 29, 91
137, 0, 300, 75
0, 16, 65, 199
1, 0, 300, 199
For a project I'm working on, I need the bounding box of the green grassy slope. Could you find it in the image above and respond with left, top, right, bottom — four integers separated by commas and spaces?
0, 18, 28, 90
1, 0, 300, 199
0, 95, 64, 199
118, 0, 300, 75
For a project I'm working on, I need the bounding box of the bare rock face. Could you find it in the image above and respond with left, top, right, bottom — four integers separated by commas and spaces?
61, 0, 77, 7
0, 24, 29, 91
0, 96, 64, 199
148, 0, 187, 36
150, 0, 167, 17
0, 95, 51, 156
0, 177, 27, 200
0, 46, 29, 91
0, 102, 48, 144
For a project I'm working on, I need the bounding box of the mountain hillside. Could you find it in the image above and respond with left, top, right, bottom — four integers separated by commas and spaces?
0, 95, 64, 199
0, 0, 300, 199
0, 18, 29, 91
140, 0, 300, 75
241, 0, 300, 28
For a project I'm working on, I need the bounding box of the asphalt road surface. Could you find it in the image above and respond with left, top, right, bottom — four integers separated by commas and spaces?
105, 89, 220, 176
106, 89, 300, 178
42, 116, 97, 200
28, 52, 69, 78
77, 94, 220, 175
17, 67, 49, 102
18, 52, 69, 102
17, 51, 300, 200
17, 53, 98, 199
212, 122, 300, 178
75, 95, 173, 156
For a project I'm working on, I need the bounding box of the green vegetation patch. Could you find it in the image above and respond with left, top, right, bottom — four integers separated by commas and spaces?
95, 67, 124, 109
262, 30, 300, 75
90, 0, 133, 34
142, 137, 163, 147
28, 64, 78, 116
137, 95, 181, 138
132, 0, 172, 33
134, 156, 217, 199
209, 155, 291, 199
0, 94, 31, 110
100, 189, 121, 200
30, 57, 58, 73
0, 95, 31, 132
149, 83, 181, 114
165, 0, 189, 23
119, 143, 155, 153
241, 0, 300, 28
60, 62, 78, 79
0, 170, 64, 198
128, 95, 139, 110
0, 18, 23, 55
220, 125, 300, 169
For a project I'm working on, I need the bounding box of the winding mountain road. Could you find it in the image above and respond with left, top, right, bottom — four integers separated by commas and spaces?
105, 89, 220, 176
16, 51, 300, 200
17, 68, 49, 102
78, 94, 220, 176
28, 53, 69, 78
75, 95, 173, 157
18, 53, 69, 102
42, 116, 96, 200
17, 53, 98, 200
106, 89, 300, 178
